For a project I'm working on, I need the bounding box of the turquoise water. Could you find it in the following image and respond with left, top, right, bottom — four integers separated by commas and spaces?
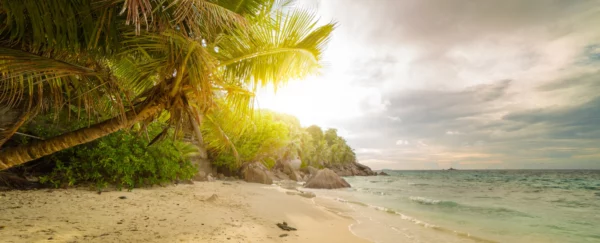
311, 170, 600, 243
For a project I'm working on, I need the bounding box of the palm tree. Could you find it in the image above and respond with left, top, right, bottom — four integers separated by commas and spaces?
0, 0, 334, 170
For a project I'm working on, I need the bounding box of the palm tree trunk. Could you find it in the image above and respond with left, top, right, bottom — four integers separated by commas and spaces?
0, 101, 166, 170
189, 112, 208, 159
0, 111, 29, 148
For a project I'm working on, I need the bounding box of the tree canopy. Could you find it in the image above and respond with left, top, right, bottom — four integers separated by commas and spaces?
0, 0, 335, 170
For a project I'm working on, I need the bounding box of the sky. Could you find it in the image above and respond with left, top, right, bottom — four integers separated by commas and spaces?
256, 0, 600, 170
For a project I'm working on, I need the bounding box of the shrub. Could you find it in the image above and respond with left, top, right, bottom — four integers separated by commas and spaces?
38, 124, 197, 190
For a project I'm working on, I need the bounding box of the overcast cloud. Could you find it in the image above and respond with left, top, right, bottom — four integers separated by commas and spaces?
259, 0, 600, 169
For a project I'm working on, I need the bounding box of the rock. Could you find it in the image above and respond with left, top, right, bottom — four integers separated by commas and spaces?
193, 171, 207, 181
241, 162, 273, 185
378, 171, 390, 176
279, 234, 288, 237
118, 196, 127, 199
278, 180, 298, 190
304, 169, 351, 189
217, 173, 226, 180
274, 161, 303, 182
326, 162, 376, 177
288, 159, 302, 169
276, 222, 297, 231
273, 170, 290, 181
297, 191, 316, 198
176, 179, 194, 184
25, 176, 39, 182
354, 162, 376, 174
206, 174, 216, 182
306, 166, 319, 177
205, 194, 218, 202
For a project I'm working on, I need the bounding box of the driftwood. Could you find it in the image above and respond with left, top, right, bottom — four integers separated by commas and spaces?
0, 172, 43, 190
276, 222, 297, 231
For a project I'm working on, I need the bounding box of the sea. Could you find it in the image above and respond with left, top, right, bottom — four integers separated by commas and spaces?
308, 170, 600, 243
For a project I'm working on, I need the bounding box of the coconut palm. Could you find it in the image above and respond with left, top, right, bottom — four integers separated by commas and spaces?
0, 0, 334, 170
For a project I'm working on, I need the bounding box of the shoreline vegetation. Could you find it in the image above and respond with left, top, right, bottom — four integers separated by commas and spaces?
0, 1, 379, 242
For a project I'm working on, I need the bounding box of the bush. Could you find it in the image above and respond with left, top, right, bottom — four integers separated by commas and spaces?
38, 124, 197, 190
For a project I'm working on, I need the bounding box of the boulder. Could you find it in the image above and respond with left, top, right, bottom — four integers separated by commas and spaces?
193, 171, 207, 181
354, 162, 377, 175
304, 169, 351, 189
273, 170, 291, 181
274, 160, 303, 182
277, 180, 298, 190
288, 159, 302, 170
241, 162, 273, 185
285, 190, 316, 198
326, 162, 376, 177
297, 191, 316, 198
306, 166, 319, 177
378, 171, 390, 176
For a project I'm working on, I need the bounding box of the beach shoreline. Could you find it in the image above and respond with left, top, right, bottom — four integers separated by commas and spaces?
0, 181, 369, 243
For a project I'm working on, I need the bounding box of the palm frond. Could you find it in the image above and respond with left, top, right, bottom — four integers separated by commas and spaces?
215, 8, 334, 91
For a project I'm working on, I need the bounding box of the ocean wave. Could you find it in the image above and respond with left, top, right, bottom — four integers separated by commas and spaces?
408, 196, 531, 217
550, 198, 592, 208
368, 205, 439, 228
409, 196, 458, 207
408, 182, 430, 186
333, 197, 499, 243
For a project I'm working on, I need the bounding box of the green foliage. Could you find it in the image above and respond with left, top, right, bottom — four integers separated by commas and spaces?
205, 109, 356, 170
36, 122, 196, 190
0, 0, 335, 170
207, 110, 290, 170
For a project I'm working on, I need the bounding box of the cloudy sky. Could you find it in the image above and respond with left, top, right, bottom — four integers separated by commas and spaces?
257, 0, 600, 170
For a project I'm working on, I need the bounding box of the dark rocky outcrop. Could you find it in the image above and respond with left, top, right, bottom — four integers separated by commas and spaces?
304, 169, 351, 189
326, 162, 376, 177
240, 162, 273, 184
378, 171, 390, 176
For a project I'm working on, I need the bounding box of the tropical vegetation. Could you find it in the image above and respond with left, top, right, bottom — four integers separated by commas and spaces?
205, 109, 357, 171
0, 0, 357, 188
0, 0, 333, 168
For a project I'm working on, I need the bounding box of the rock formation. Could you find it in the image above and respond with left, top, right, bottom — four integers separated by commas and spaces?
240, 162, 273, 184
326, 162, 376, 177
273, 160, 302, 181
304, 169, 351, 189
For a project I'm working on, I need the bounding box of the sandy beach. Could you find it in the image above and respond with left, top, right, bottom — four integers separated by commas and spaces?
0, 181, 369, 243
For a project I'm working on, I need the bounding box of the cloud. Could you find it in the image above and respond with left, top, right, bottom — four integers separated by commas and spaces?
341, 76, 600, 169
260, 0, 600, 170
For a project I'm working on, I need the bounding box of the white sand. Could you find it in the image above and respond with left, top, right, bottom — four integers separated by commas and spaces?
0, 181, 369, 243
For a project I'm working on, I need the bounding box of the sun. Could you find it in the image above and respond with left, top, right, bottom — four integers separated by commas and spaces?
256, 76, 348, 127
